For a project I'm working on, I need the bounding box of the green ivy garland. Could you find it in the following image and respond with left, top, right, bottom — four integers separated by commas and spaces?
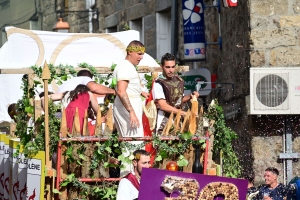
206, 99, 241, 178
14, 62, 241, 199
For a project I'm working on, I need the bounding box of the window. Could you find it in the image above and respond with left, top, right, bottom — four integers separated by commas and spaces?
129, 18, 144, 43
30, 20, 39, 30
105, 26, 117, 33
1, 29, 7, 46
156, 11, 171, 60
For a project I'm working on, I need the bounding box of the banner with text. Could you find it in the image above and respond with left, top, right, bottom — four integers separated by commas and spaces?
182, 0, 206, 60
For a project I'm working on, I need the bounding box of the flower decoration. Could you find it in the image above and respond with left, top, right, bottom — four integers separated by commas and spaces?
129, 154, 135, 160
182, 0, 203, 25
126, 46, 146, 53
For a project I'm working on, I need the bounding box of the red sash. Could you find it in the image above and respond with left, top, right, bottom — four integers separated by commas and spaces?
124, 173, 140, 191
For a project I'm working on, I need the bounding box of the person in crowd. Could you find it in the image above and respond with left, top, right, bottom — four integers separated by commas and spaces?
44, 84, 98, 134
245, 173, 258, 198
112, 40, 149, 137
116, 149, 151, 200
7, 103, 17, 122
58, 69, 115, 95
255, 167, 287, 200
152, 53, 199, 134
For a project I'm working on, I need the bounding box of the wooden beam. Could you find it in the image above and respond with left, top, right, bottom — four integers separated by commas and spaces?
41, 62, 51, 169
0, 66, 189, 74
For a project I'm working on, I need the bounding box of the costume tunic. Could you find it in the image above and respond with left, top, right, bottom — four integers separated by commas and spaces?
116, 172, 139, 200
62, 92, 90, 134
152, 75, 184, 133
113, 60, 143, 137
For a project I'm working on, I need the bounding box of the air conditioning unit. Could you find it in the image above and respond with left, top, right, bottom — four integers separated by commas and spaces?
250, 67, 300, 115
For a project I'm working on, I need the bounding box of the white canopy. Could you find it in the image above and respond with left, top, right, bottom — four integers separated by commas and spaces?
0, 27, 159, 122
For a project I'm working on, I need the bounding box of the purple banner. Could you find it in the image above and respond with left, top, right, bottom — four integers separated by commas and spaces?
139, 168, 248, 199
182, 0, 206, 60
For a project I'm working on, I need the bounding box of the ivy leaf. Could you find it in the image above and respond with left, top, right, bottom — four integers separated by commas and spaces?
61, 75, 68, 81
53, 189, 61, 194
177, 158, 188, 167
57, 80, 63, 85
25, 106, 34, 114
155, 155, 162, 161
76, 160, 82, 166
60, 181, 69, 187
159, 150, 168, 159
113, 143, 119, 147
103, 188, 113, 198
118, 154, 126, 163
103, 162, 109, 168
93, 187, 101, 193
105, 146, 112, 153
79, 154, 86, 161
180, 132, 192, 141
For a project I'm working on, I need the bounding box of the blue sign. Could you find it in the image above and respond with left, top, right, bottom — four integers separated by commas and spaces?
182, 0, 206, 60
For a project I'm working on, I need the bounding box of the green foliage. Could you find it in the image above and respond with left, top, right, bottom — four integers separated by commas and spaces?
123, 23, 131, 31
144, 74, 153, 92
152, 132, 206, 167
15, 75, 60, 157
206, 99, 241, 178
15, 62, 220, 199
60, 173, 118, 199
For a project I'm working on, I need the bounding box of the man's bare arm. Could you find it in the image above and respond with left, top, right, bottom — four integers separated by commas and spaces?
156, 99, 186, 116
116, 80, 134, 112
87, 81, 115, 95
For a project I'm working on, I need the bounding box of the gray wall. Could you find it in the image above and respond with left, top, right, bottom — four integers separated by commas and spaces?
0, 0, 39, 46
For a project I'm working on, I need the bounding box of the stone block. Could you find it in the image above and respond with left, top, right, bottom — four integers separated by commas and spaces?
250, 28, 296, 49
104, 12, 119, 28
270, 47, 300, 66
156, 0, 172, 12
146, 45, 157, 59
279, 16, 300, 28
250, 0, 288, 16
294, 0, 300, 14
250, 17, 269, 30
126, 3, 144, 21
145, 29, 156, 45
298, 29, 300, 45
250, 51, 265, 67
103, 3, 113, 17
252, 136, 283, 185
144, 0, 155, 15
144, 14, 156, 31
292, 137, 300, 178
114, 0, 124, 11
125, 0, 135, 8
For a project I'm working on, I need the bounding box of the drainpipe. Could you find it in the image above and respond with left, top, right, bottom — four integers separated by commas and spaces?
171, 0, 177, 56
86, 0, 95, 33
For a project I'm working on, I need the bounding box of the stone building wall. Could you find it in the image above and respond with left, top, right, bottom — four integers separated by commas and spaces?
96, 0, 172, 58
249, 0, 300, 185
41, 0, 90, 33
193, 0, 253, 178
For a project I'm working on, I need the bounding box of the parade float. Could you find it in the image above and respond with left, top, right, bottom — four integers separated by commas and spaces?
0, 27, 244, 199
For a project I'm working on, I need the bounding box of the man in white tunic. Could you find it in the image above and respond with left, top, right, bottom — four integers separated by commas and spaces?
113, 40, 148, 137
116, 149, 151, 200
